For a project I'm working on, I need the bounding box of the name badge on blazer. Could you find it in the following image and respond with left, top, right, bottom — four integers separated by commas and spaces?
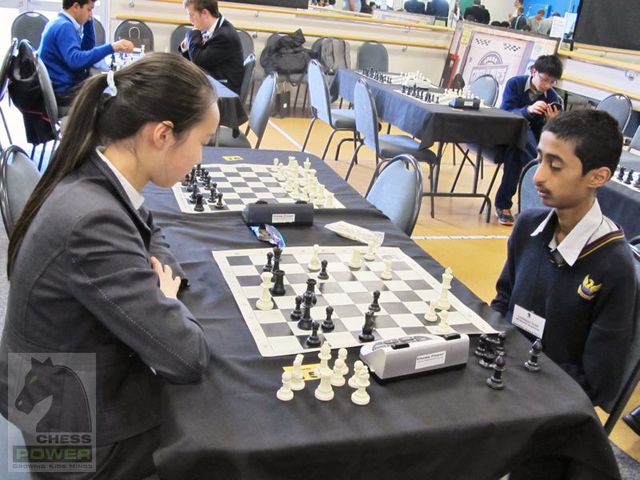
512, 304, 546, 338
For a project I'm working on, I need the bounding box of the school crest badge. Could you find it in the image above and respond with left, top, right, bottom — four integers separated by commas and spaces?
577, 275, 601, 300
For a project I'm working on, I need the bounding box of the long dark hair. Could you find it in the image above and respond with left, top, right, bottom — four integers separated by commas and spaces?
8, 52, 216, 276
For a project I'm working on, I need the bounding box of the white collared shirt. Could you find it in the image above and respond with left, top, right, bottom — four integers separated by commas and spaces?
530, 200, 618, 266
96, 148, 145, 210
202, 16, 224, 42
61, 11, 82, 35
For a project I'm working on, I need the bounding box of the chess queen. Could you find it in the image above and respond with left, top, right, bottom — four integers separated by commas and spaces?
0, 53, 219, 478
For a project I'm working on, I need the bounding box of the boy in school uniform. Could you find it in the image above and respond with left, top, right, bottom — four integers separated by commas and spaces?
491, 110, 637, 409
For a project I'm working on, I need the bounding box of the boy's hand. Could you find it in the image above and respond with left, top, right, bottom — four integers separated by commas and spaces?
544, 103, 561, 119
151, 256, 181, 299
112, 39, 135, 53
527, 100, 548, 115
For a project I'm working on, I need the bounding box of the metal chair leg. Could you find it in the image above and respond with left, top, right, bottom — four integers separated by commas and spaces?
345, 142, 364, 181
0, 106, 12, 144
293, 83, 302, 113
30, 144, 36, 159
479, 163, 502, 214
301, 117, 317, 152
321, 129, 340, 161
334, 136, 352, 161
37, 143, 47, 171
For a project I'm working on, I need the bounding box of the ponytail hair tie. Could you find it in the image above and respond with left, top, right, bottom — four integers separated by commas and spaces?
106, 70, 118, 97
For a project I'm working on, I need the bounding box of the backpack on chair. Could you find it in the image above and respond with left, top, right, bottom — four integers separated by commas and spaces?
311, 37, 351, 75
7, 40, 56, 144
259, 29, 312, 84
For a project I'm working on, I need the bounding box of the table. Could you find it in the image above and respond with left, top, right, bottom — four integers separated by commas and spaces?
330, 70, 530, 221
144, 148, 620, 480
209, 77, 247, 131
599, 180, 640, 240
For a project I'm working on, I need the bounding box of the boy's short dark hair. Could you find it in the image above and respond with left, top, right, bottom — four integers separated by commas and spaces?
532, 54, 563, 79
63, 0, 93, 9
183, 0, 220, 17
543, 110, 623, 175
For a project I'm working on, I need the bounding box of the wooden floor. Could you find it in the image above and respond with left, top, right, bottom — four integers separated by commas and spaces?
258, 113, 640, 461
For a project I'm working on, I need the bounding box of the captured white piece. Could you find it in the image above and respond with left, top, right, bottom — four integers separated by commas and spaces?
276, 371, 294, 401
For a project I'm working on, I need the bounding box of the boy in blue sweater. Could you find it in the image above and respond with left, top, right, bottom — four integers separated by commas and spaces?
494, 55, 563, 226
492, 110, 637, 409
39, 0, 134, 108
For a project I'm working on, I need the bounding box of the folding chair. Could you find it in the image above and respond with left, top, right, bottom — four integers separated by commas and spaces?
0, 145, 41, 235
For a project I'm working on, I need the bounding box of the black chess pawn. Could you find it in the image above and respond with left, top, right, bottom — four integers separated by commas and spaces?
322, 306, 335, 332
186, 175, 195, 192
181, 174, 190, 187
474, 334, 489, 358
524, 338, 543, 372
618, 166, 626, 181
306, 321, 322, 348
207, 187, 216, 204
203, 176, 211, 190
304, 278, 317, 306
479, 346, 497, 369
359, 311, 376, 342
495, 331, 507, 355
290, 295, 303, 321
368, 290, 381, 313
194, 193, 204, 212
625, 169, 635, 185
317, 259, 329, 280
190, 184, 200, 203
297, 295, 314, 330
263, 252, 274, 272
269, 270, 286, 296
214, 192, 224, 209
486, 353, 506, 390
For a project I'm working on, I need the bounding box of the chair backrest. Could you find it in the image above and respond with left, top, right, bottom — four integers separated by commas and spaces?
307, 59, 332, 125
357, 41, 388, 72
114, 20, 154, 51
239, 53, 256, 105
11, 12, 48, 50
0, 145, 41, 235
170, 24, 192, 54
0, 39, 17, 102
517, 159, 542, 213
236, 29, 255, 59
596, 94, 632, 133
469, 74, 499, 107
365, 154, 423, 235
35, 56, 59, 135
354, 78, 380, 156
248, 72, 277, 149
93, 18, 106, 45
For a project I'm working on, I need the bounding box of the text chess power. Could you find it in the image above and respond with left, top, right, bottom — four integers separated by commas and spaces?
213, 246, 497, 357
172, 163, 346, 213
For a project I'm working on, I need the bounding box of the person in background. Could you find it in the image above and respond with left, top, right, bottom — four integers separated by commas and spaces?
494, 54, 563, 226
511, 6, 527, 30
463, 0, 490, 24
181, 0, 244, 95
343, 0, 361, 12
426, 0, 449, 17
404, 0, 426, 14
529, 9, 549, 34
39, 0, 134, 109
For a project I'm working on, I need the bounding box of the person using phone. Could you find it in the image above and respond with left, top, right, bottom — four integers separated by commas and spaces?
494, 54, 563, 226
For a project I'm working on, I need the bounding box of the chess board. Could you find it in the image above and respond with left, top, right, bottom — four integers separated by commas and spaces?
213, 245, 497, 357
612, 167, 640, 192
172, 163, 346, 213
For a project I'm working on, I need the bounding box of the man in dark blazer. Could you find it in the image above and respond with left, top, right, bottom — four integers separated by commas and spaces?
464, 0, 490, 24
426, 0, 449, 17
404, 0, 426, 14
182, 0, 244, 94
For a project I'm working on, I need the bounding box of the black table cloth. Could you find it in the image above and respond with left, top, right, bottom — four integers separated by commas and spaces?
330, 69, 529, 151
598, 181, 640, 240
143, 148, 620, 480
209, 77, 248, 131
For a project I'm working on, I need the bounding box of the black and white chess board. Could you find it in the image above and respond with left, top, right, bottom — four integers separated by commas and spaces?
612, 166, 640, 192
172, 162, 345, 213
213, 245, 497, 357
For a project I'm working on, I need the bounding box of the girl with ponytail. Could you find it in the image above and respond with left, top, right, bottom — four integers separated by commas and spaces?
1, 53, 219, 479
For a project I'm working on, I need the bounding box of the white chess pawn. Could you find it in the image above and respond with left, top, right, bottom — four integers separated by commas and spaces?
303, 157, 311, 171
314, 367, 335, 401
290, 354, 305, 391
438, 309, 449, 329
349, 248, 362, 270
364, 242, 376, 261
337, 348, 349, 376
314, 342, 332, 376
442, 267, 453, 290
330, 358, 346, 387
351, 368, 371, 406
424, 301, 438, 323
325, 191, 335, 208
276, 371, 294, 401
348, 360, 365, 388
272, 158, 280, 172
308, 244, 321, 271
256, 272, 273, 311
380, 257, 393, 280
276, 163, 286, 182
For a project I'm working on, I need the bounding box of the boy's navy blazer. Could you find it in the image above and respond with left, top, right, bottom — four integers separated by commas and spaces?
0, 154, 210, 445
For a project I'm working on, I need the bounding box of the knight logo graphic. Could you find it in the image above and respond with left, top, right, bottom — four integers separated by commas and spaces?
577, 275, 602, 301
469, 51, 510, 84
7, 353, 96, 473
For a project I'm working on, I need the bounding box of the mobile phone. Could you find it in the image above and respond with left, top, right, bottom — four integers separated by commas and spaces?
549, 101, 563, 111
